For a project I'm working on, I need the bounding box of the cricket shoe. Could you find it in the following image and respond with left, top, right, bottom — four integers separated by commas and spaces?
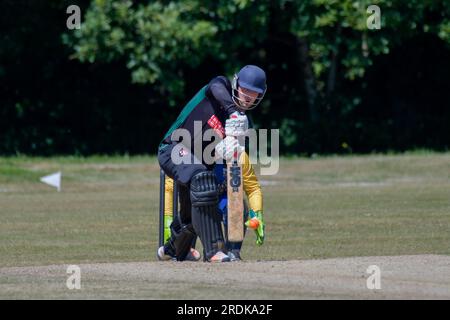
157, 246, 201, 261
227, 250, 242, 262
207, 251, 231, 263
157, 246, 176, 261
185, 248, 201, 261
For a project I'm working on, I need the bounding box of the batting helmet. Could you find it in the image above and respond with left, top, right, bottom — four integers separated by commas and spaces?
232, 65, 267, 111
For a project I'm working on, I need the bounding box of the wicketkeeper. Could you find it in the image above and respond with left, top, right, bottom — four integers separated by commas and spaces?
157, 65, 267, 262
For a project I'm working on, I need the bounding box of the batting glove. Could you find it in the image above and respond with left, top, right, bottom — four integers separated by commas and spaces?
215, 136, 244, 161
225, 111, 248, 137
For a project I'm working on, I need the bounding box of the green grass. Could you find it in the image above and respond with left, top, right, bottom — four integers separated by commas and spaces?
0, 153, 449, 267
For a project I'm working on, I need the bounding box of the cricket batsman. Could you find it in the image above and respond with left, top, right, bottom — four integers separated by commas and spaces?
157, 65, 267, 262
159, 149, 265, 261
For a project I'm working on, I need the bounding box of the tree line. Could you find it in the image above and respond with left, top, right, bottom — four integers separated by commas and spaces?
1, 0, 449, 155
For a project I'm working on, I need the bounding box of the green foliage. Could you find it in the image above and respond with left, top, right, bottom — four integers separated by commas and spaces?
290, 0, 450, 84
2, 1, 450, 155
63, 0, 219, 101
65, 0, 450, 99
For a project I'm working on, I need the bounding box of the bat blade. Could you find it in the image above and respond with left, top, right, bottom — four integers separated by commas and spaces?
227, 157, 244, 242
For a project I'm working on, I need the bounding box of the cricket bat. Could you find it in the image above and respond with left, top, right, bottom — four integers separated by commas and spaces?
227, 139, 244, 242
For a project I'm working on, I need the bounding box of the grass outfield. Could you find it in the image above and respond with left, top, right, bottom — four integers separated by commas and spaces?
0, 153, 449, 268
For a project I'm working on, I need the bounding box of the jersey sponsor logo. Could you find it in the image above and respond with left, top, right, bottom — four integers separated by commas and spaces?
207, 114, 225, 138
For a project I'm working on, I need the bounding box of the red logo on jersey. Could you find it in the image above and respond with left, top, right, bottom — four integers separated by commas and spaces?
207, 115, 225, 138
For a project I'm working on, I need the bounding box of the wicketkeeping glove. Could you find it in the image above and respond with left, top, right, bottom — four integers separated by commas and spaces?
164, 215, 173, 244
245, 210, 265, 246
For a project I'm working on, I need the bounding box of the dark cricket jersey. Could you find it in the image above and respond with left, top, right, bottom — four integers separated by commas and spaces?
159, 76, 238, 160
